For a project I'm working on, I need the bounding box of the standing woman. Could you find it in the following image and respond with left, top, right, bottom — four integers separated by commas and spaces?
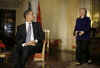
73, 8, 91, 65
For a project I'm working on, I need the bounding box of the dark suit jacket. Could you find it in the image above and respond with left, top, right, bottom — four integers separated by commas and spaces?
16, 22, 45, 52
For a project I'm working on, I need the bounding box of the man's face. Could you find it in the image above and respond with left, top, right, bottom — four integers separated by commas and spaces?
26, 11, 34, 22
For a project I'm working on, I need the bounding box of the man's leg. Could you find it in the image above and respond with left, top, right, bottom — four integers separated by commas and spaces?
21, 46, 36, 68
13, 46, 23, 68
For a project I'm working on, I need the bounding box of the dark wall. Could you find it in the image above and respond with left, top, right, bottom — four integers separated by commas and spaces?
0, 9, 16, 49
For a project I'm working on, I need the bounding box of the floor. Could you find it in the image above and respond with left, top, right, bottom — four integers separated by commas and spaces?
0, 51, 100, 68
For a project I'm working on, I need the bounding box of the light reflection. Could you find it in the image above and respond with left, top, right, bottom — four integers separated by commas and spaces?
93, 12, 100, 22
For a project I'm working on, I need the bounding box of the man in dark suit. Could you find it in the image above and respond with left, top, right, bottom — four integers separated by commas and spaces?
14, 9, 45, 68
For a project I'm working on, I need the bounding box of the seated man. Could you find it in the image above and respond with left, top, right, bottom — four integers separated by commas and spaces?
14, 9, 45, 68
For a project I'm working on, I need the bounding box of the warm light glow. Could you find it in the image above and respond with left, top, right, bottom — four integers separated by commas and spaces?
94, 12, 100, 18
93, 12, 100, 22
87, 10, 93, 27
91, 20, 93, 27
87, 11, 91, 17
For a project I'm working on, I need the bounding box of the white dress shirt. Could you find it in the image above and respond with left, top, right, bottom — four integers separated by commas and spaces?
22, 22, 38, 47
26, 22, 34, 41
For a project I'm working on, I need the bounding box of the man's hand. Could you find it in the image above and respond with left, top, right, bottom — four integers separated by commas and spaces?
79, 31, 85, 36
24, 41, 36, 46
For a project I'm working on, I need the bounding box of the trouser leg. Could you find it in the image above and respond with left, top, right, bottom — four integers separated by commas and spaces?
76, 40, 90, 63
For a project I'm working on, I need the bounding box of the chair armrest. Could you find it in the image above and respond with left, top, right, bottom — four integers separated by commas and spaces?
41, 40, 49, 58
41, 40, 46, 58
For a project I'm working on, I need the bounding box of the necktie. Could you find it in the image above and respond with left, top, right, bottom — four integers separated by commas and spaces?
26, 23, 32, 42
